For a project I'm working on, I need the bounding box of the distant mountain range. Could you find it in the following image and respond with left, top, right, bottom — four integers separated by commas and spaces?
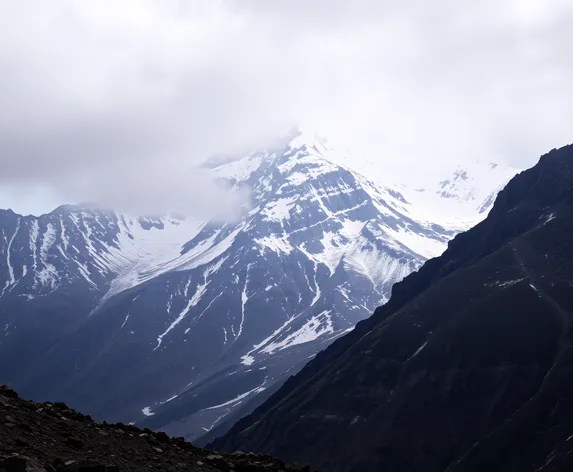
0, 130, 519, 442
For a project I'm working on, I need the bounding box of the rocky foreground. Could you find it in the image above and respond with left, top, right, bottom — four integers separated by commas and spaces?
0, 385, 313, 472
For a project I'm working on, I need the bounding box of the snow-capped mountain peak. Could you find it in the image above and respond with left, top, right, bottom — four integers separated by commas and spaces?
281, 128, 521, 229
399, 158, 521, 229
0, 130, 519, 444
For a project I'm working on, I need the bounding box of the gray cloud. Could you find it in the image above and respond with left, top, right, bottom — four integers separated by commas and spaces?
0, 0, 572, 215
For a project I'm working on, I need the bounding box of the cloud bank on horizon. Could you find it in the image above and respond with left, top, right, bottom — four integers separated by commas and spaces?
0, 0, 572, 215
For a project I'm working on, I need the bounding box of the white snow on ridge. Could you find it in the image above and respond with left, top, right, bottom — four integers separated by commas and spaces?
159, 394, 179, 405
383, 225, 447, 259
260, 310, 334, 355
154, 275, 210, 350
490, 278, 524, 288
240, 354, 255, 366
96, 216, 204, 300
36, 223, 59, 289
254, 234, 293, 256
343, 246, 413, 295
310, 219, 366, 274
60, 217, 69, 251
75, 211, 242, 304
279, 133, 341, 180
286, 171, 310, 186
203, 381, 267, 411
400, 161, 520, 229
209, 153, 267, 182
6, 221, 20, 287
29, 220, 39, 272
310, 262, 321, 306
235, 264, 252, 341
298, 218, 417, 287
261, 196, 298, 223
1, 220, 21, 296
294, 129, 520, 229
178, 225, 244, 272
406, 341, 428, 362
241, 306, 340, 366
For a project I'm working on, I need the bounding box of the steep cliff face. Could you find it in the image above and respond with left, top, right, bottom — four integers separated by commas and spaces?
211, 144, 573, 472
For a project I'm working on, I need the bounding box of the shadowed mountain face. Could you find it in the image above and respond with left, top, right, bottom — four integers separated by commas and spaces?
211, 144, 573, 472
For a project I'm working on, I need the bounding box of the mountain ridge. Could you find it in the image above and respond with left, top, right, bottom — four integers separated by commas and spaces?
210, 143, 573, 472
0, 132, 519, 443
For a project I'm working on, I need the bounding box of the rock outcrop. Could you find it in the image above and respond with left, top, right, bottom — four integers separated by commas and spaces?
0, 385, 313, 472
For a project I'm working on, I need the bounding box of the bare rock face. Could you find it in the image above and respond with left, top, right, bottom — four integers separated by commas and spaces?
211, 144, 573, 472
0, 385, 315, 472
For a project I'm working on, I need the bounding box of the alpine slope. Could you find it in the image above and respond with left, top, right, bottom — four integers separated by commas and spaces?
0, 130, 519, 441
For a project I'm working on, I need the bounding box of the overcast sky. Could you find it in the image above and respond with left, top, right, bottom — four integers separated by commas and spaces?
1, 0, 572, 216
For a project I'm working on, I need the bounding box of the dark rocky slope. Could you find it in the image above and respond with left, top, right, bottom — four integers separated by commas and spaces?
0, 385, 313, 472
211, 144, 573, 472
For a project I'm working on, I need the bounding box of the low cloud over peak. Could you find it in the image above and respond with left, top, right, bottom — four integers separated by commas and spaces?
0, 0, 572, 215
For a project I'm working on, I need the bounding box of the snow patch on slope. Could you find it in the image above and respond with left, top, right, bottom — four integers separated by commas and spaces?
108, 218, 202, 288
154, 275, 210, 350
1, 219, 21, 296
383, 225, 447, 259
209, 153, 267, 182
37, 223, 58, 289
254, 234, 293, 256
260, 310, 334, 354
261, 197, 298, 223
